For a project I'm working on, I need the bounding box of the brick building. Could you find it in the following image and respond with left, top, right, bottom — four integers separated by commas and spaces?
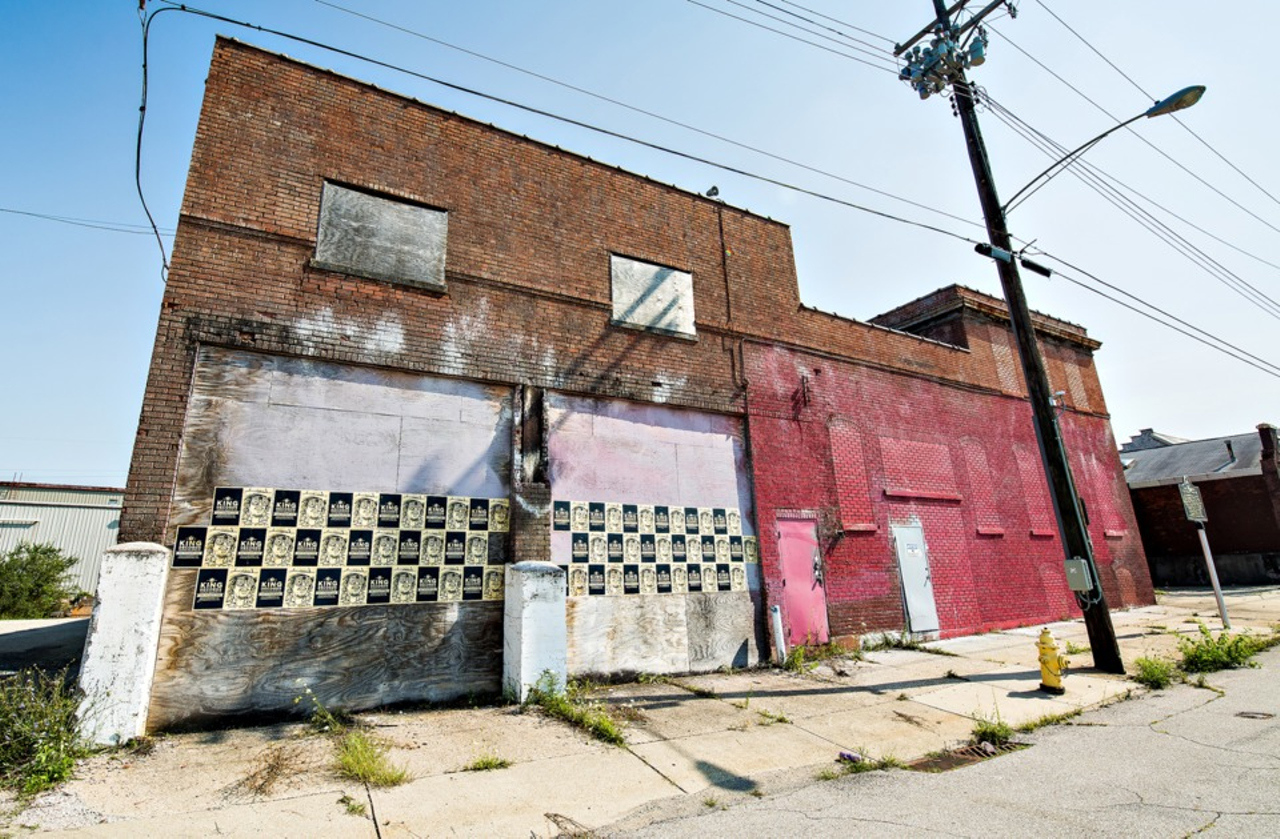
1122, 424, 1280, 585
121, 39, 1150, 728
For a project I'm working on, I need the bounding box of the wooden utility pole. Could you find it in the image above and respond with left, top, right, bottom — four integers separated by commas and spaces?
897, 0, 1124, 673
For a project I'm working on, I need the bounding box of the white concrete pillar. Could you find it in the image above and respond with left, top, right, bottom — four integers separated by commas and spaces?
503, 561, 567, 702
78, 542, 171, 746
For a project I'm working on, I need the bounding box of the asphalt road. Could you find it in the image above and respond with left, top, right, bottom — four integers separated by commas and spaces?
612, 647, 1280, 838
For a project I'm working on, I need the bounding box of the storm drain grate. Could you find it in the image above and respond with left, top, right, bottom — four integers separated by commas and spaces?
907, 742, 1028, 773
1236, 711, 1274, 720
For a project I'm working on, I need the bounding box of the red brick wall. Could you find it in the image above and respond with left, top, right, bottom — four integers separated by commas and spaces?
746, 342, 1152, 639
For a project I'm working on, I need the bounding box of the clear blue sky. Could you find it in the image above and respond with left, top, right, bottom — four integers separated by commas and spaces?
3, 1, 1278, 487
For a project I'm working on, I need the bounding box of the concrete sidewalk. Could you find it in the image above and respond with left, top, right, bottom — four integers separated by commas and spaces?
3, 588, 1277, 838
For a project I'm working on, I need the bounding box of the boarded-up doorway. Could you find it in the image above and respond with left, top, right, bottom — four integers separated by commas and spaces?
890, 523, 939, 634
777, 518, 828, 645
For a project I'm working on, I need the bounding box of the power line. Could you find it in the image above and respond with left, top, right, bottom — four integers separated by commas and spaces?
145, 3, 979, 251
985, 21, 1280, 239
980, 99, 1280, 322
138, 3, 170, 281
775, 0, 896, 45
747, 0, 895, 56
1034, 0, 1280, 212
0, 207, 175, 236
977, 90, 1280, 320
315, 0, 981, 232
1034, 249, 1280, 376
1041, 259, 1280, 381
685, 0, 900, 73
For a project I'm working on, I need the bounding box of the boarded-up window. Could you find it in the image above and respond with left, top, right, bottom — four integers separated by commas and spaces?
610, 254, 695, 338
314, 183, 447, 291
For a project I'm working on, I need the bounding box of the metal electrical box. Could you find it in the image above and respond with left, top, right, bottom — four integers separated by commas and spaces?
1064, 558, 1093, 593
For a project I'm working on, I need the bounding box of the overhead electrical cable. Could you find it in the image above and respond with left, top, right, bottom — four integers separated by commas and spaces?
314, 0, 979, 232
979, 101, 1280, 321
0, 207, 175, 236
137, 3, 172, 280
985, 21, 1280, 238
775, 0, 896, 45
144, 3, 979, 256
982, 92, 1280, 275
1034, 250, 1280, 375
685, 0, 900, 73
1041, 263, 1280, 380
975, 89, 1280, 319
747, 0, 895, 56
1034, 0, 1280, 211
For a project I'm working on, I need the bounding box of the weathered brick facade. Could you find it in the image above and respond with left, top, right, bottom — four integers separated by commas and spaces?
125, 37, 1152, 691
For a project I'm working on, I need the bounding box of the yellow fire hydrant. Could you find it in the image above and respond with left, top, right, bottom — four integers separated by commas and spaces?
1037, 627, 1068, 695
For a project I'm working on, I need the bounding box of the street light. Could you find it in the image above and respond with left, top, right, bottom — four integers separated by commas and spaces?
1002, 86, 1206, 214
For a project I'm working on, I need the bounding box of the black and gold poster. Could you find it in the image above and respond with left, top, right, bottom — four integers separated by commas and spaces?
174, 487, 510, 610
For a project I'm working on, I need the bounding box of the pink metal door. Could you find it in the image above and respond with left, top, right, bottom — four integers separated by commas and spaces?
777, 518, 829, 646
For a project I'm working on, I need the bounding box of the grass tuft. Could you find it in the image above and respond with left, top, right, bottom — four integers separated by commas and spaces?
1015, 709, 1081, 733
0, 667, 87, 796
1131, 656, 1177, 689
526, 673, 626, 746
971, 711, 1013, 747
463, 753, 512, 772
335, 730, 410, 787
338, 793, 366, 816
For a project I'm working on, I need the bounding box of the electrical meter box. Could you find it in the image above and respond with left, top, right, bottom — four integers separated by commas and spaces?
1064, 558, 1093, 593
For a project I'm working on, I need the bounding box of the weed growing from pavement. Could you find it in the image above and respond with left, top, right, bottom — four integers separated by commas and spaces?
335, 729, 410, 787
293, 687, 409, 789
1131, 656, 1177, 689
338, 793, 366, 816
0, 667, 87, 796
971, 710, 1013, 747
231, 743, 308, 798
1015, 709, 1082, 733
782, 641, 857, 673
462, 753, 512, 772
756, 709, 790, 726
1064, 641, 1090, 655
818, 750, 904, 779
863, 632, 960, 657
525, 673, 626, 746
294, 686, 353, 734
1178, 622, 1280, 673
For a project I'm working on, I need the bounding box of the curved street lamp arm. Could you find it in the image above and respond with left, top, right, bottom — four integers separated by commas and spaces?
1001, 113, 1144, 215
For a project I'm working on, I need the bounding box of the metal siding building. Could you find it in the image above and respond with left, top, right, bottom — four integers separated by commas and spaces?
0, 482, 124, 593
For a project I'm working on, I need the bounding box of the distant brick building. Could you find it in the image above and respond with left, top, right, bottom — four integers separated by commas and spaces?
122, 39, 1150, 728
1122, 424, 1280, 585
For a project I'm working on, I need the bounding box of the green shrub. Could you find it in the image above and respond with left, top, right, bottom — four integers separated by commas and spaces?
0, 543, 79, 619
1177, 622, 1274, 673
1131, 656, 1176, 689
0, 667, 87, 795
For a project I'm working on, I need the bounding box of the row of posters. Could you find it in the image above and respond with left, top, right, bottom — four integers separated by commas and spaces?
558, 562, 748, 596
565, 531, 758, 564
192, 565, 504, 610
172, 525, 507, 569
553, 500, 745, 536
208, 487, 509, 532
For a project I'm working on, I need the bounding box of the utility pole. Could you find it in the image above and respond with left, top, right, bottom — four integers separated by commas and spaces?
897, 0, 1124, 673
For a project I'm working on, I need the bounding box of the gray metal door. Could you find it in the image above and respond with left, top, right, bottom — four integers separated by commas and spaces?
890, 524, 939, 634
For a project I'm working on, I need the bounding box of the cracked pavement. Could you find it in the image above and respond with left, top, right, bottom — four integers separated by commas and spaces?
608, 646, 1280, 838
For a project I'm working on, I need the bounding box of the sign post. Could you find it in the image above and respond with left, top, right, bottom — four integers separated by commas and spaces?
1178, 478, 1230, 629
